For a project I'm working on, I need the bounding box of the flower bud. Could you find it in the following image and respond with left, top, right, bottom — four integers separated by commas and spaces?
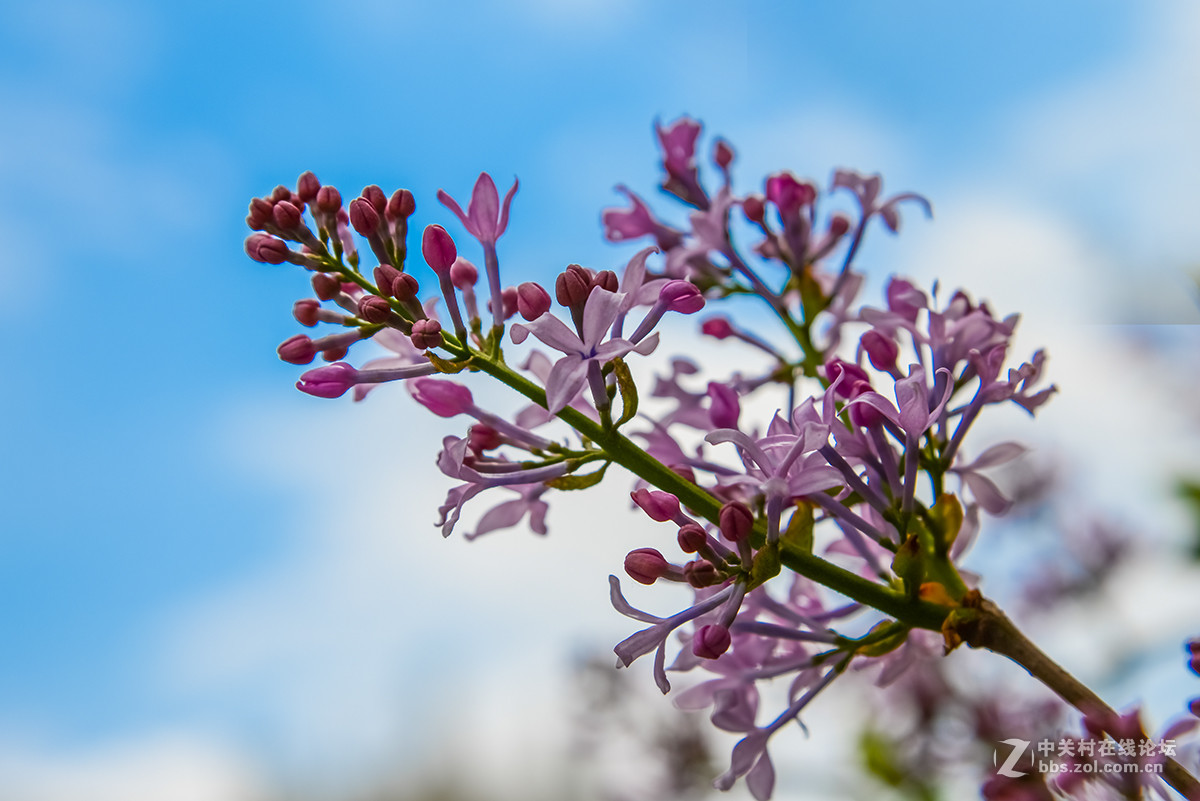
468, 423, 503, 452
624, 548, 671, 585
713, 139, 734, 170
499, 286, 519, 320
357, 295, 393, 324
277, 334, 316, 365
885, 278, 926, 323
315, 185, 342, 213
861, 330, 899, 372
701, 317, 734, 339
555, 264, 592, 309
362, 184, 387, 213
765, 172, 816, 217
245, 234, 290, 264
296, 362, 359, 398
392, 272, 420, 301
410, 319, 443, 350
410, 378, 472, 417
592, 270, 619, 294
630, 488, 681, 522
312, 273, 341, 301
374, 264, 402, 298
272, 200, 302, 231
693, 624, 732, 659
848, 384, 886, 429
293, 299, 321, 327
660, 280, 705, 314
422, 225, 457, 276
321, 346, 348, 362
824, 358, 871, 398
677, 523, 707, 554
829, 213, 852, 237
684, 559, 721, 588
296, 171, 321, 202
516, 282, 552, 321
387, 188, 416, 220
719, 501, 754, 543
247, 198, 273, 230
450, 257, 479, 289
349, 197, 380, 236
741, 195, 765, 224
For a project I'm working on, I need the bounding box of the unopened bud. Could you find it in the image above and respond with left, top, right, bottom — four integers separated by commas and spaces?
277, 334, 316, 365
315, 185, 342, 213
468, 424, 503, 452
272, 200, 302, 231
517, 282, 552, 321
677, 523, 707, 554
693, 624, 732, 659
410, 319, 443, 350
312, 273, 341, 301
293, 299, 321, 327
861, 330, 899, 371
410, 378, 473, 417
387, 188, 416, 220
555, 264, 592, 309
701, 317, 734, 339
450, 257, 479, 289
714, 139, 734, 170
742, 195, 765, 224
349, 197, 380, 236
357, 295, 393, 324
422, 225, 457, 276
630, 488, 681, 522
660, 280, 704, 314
374, 265, 402, 297
718, 501, 753, 542
829, 213, 852, 237
824, 358, 871, 398
245, 234, 290, 264
684, 559, 721, 588
392, 272, 420, 301
624, 548, 671, 585
592, 270, 619, 294
247, 198, 273, 230
296, 171, 321, 202
271, 185, 292, 202
362, 184, 387, 213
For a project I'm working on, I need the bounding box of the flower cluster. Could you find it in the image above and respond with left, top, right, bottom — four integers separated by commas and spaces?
244, 117, 1200, 800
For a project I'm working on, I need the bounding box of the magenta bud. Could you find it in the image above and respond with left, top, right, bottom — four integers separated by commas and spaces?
714, 139, 734, 170
374, 264, 402, 297
392, 272, 420, 301
683, 560, 721, 587
296, 171, 321, 202
450, 257, 479, 289
357, 295, 393, 324
829, 213, 852, 237
468, 423, 503, 452
630, 488, 681, 523
277, 334, 317, 365
272, 200, 302, 231
499, 286, 519, 320
296, 362, 359, 398
848, 384, 886, 428
247, 198, 273, 229
861, 330, 899, 371
245, 234, 290, 264
765, 172, 816, 217
693, 624, 732, 659
321, 346, 348, 362
349, 197, 380, 236
719, 501, 754, 543
624, 548, 671, 585
700, 317, 735, 339
387, 188, 416, 220
555, 264, 592, 309
312, 273, 341, 301
885, 278, 926, 322
422, 225, 457, 276
293, 299, 321, 327
707, 382, 741, 430
410, 378, 472, 417
271, 185, 292, 203
741, 195, 765, 224
660, 280, 705, 314
410, 319, 443, 350
592, 270, 619, 294
315, 185, 342, 213
362, 184, 387, 213
824, 359, 871, 398
677, 523, 707, 554
517, 282, 552, 321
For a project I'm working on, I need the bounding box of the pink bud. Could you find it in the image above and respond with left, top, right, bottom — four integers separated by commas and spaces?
296, 362, 359, 398
713, 139, 734, 170
321, 346, 348, 362
516, 282, 552, 321
387, 188, 416, 220
630, 488, 681, 522
312, 273, 341, 301
362, 184, 387, 213
349, 197, 380, 236
272, 200, 302, 231
824, 359, 871, 398
683, 560, 721, 588
719, 501, 754, 543
392, 272, 420, 301
468, 424, 503, 452
660, 280, 705, 314
624, 548, 671, 585
410, 378, 472, 417
765, 172, 816, 217
707, 382, 741, 430
555, 264, 592, 309
450, 257, 479, 289
848, 383, 886, 429
422, 225, 457, 276
247, 198, 273, 230
829, 213, 852, 237
357, 295, 393, 324
677, 523, 707, 554
315, 185, 342, 213
245, 234, 290, 264
277, 334, 316, 365
592, 270, 619, 294
885, 278, 926, 322
296, 171, 321, 202
499, 286, 519, 320
293, 299, 321, 327
374, 264, 402, 298
410, 319, 443, 350
693, 624, 731, 659
700, 317, 734, 339
861, 330, 899, 371
742, 195, 765, 224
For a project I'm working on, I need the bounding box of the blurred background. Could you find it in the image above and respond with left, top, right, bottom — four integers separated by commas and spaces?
1, 1, 1199, 799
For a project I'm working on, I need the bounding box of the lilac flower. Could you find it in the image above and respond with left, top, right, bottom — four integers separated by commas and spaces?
297, 361, 437, 398
656, 116, 708, 209
949, 442, 1027, 515
510, 288, 660, 414
465, 482, 550, 541
601, 185, 686, 251
438, 172, 519, 330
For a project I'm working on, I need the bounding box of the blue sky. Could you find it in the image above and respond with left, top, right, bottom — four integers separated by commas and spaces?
2, 1, 1199, 798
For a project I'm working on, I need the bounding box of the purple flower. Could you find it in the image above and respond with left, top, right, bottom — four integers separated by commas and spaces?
437, 172, 518, 248
510, 288, 660, 414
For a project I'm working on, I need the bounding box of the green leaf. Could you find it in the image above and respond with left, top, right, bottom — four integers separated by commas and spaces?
780, 500, 814, 556
612, 358, 639, 428
545, 462, 609, 491
747, 541, 781, 589
426, 352, 473, 374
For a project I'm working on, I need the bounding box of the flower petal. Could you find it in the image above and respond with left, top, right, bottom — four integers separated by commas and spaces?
545, 354, 588, 414
580, 288, 627, 347
436, 189, 478, 238
496, 177, 519, 239
511, 314, 585, 354
469, 172, 500, 241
